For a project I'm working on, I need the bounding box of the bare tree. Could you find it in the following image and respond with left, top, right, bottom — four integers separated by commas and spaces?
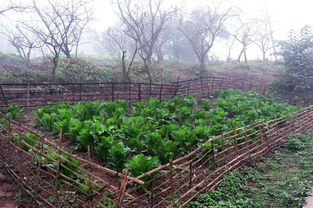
154, 29, 170, 63
115, 0, 176, 82
232, 18, 257, 64
179, 6, 235, 76
3, 25, 41, 65
254, 19, 272, 61
0, 1, 26, 15
23, 0, 94, 76
105, 26, 140, 82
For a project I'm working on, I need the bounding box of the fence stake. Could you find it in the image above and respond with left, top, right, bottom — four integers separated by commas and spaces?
79, 82, 82, 101
221, 133, 226, 159
233, 128, 239, 154
258, 124, 265, 147
87, 145, 93, 204
211, 139, 215, 165
128, 82, 131, 101
27, 83, 30, 107
111, 83, 115, 102
149, 80, 152, 98
159, 84, 163, 101
170, 161, 174, 190
117, 169, 129, 208
150, 180, 154, 208
189, 161, 193, 188
138, 83, 141, 101
0, 84, 8, 108
55, 155, 61, 208
200, 77, 204, 97
243, 126, 248, 148
187, 80, 190, 95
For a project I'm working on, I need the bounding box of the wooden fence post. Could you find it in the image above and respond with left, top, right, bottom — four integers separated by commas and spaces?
189, 161, 193, 188
220, 133, 225, 159
159, 85, 163, 101
258, 124, 265, 149
233, 128, 238, 154
200, 77, 204, 97
26, 83, 30, 107
149, 80, 152, 98
243, 126, 248, 148
187, 80, 190, 95
150, 180, 154, 208
128, 82, 131, 101
79, 83, 82, 101
111, 83, 115, 102
211, 139, 215, 165
117, 169, 129, 208
173, 78, 180, 98
170, 161, 174, 190
0, 84, 8, 108
138, 83, 141, 101
36, 135, 44, 194
55, 155, 61, 208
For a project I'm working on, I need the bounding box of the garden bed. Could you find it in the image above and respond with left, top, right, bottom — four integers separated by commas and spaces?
1, 88, 312, 207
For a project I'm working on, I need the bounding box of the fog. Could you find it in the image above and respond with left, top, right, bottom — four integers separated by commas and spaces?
1, 0, 313, 61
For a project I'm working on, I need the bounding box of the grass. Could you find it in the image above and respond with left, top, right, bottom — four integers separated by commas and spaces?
187, 133, 313, 208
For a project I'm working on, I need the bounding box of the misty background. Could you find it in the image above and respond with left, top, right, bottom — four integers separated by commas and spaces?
1, 0, 312, 60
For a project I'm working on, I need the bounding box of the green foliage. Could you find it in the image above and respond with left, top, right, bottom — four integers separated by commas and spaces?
35, 90, 298, 176
273, 26, 313, 94
55, 58, 112, 83
95, 136, 117, 161
7, 104, 23, 120
21, 133, 39, 151
44, 152, 80, 179
108, 143, 130, 171
188, 133, 313, 208
126, 154, 160, 177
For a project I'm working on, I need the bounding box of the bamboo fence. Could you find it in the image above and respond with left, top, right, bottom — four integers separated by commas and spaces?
0, 77, 311, 208
0, 77, 267, 112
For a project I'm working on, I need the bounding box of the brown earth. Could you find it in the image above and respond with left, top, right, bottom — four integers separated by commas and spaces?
0, 164, 34, 208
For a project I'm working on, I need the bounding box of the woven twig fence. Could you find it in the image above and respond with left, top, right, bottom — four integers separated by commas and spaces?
0, 77, 267, 112
0, 117, 144, 207
118, 105, 313, 207
0, 105, 312, 207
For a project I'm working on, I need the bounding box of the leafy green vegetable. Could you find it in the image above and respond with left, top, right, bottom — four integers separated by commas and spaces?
35, 90, 299, 175
126, 154, 160, 178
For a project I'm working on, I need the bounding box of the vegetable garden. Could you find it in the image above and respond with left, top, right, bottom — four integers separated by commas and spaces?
34, 90, 297, 175
0, 77, 312, 208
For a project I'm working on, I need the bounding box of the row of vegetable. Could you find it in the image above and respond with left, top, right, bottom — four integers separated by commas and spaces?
34, 89, 298, 178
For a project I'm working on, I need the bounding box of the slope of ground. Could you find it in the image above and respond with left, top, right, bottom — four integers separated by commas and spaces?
187, 133, 313, 208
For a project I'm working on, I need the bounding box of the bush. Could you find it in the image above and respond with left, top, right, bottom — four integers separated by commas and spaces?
273, 26, 313, 93
55, 58, 112, 83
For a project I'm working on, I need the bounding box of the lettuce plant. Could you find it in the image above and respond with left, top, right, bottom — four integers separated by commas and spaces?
126, 154, 160, 178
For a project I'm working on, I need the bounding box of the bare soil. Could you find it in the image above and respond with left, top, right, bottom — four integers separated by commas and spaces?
0, 164, 33, 208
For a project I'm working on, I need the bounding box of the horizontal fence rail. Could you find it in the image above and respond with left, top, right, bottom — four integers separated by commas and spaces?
0, 77, 268, 112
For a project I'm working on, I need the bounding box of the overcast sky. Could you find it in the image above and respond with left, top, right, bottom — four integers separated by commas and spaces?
1, 0, 313, 60
91, 0, 313, 38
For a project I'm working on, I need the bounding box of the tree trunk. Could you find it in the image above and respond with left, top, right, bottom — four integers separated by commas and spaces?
144, 57, 152, 83
199, 56, 206, 78
243, 47, 248, 64
121, 50, 129, 82
262, 50, 266, 61
156, 51, 164, 64
237, 48, 244, 63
